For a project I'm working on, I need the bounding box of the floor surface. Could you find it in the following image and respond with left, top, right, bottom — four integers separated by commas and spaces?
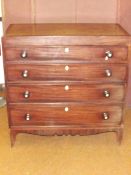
0, 106, 131, 175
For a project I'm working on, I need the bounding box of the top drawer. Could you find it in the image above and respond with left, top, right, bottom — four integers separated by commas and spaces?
4, 46, 128, 63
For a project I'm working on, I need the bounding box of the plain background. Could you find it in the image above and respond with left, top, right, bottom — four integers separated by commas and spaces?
0, 0, 4, 84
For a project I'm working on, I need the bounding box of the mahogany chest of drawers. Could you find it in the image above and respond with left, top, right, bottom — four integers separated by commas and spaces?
2, 23, 130, 146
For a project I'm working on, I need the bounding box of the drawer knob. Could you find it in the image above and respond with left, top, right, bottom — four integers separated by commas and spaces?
64, 47, 69, 53
21, 50, 28, 59
105, 51, 113, 60
105, 69, 112, 77
65, 65, 70, 71
102, 112, 109, 120
22, 70, 28, 78
64, 107, 69, 112
25, 113, 31, 121
64, 85, 69, 91
24, 91, 30, 98
104, 90, 110, 98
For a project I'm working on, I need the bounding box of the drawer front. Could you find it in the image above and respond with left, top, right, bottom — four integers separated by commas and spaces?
4, 46, 127, 62
5, 64, 127, 82
9, 104, 122, 126
7, 84, 125, 102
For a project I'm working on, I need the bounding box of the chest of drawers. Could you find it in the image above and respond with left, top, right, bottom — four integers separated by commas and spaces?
2, 23, 130, 146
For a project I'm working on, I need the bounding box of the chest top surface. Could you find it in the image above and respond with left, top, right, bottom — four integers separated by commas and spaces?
5, 23, 129, 37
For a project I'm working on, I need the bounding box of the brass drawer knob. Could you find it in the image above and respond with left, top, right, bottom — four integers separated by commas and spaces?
105, 69, 112, 77
65, 65, 70, 71
24, 91, 30, 98
102, 112, 109, 120
64, 107, 69, 112
22, 70, 28, 78
64, 85, 69, 91
25, 113, 31, 121
21, 50, 28, 59
64, 47, 69, 53
105, 51, 113, 60
104, 90, 110, 98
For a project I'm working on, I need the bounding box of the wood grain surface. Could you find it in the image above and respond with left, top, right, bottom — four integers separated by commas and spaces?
6, 23, 129, 36
5, 64, 127, 82
9, 103, 122, 126
4, 46, 128, 62
7, 83, 125, 102
2, 23, 129, 145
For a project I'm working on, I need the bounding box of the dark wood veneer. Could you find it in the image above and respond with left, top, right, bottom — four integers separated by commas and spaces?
6, 64, 127, 82
4, 46, 128, 62
9, 104, 122, 126
7, 84, 125, 102
2, 23, 130, 146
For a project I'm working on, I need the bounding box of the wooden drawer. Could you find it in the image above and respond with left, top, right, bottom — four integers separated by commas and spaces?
7, 83, 125, 102
5, 63, 127, 82
9, 103, 122, 126
4, 46, 127, 63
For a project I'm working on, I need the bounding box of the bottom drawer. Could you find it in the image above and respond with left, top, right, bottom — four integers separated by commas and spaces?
9, 103, 122, 126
